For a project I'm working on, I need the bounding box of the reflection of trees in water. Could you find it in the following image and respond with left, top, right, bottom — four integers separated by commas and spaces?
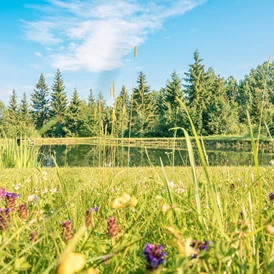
38, 145, 274, 167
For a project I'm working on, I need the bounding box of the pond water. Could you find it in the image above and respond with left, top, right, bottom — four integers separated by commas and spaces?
37, 145, 274, 167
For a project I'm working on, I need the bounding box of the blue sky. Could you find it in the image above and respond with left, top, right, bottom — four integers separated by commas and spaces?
0, 0, 274, 105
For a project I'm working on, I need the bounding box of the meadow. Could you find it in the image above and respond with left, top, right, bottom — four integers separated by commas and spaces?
0, 141, 274, 273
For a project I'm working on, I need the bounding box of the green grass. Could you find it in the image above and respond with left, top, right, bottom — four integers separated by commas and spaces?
0, 166, 273, 273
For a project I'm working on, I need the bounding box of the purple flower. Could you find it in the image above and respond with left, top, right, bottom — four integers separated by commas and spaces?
143, 243, 166, 270
87, 206, 99, 213
5, 192, 20, 211
0, 188, 6, 199
269, 193, 274, 201
6, 192, 20, 198
190, 240, 212, 259
0, 208, 11, 230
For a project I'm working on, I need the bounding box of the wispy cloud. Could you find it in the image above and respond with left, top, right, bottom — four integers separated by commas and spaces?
23, 0, 206, 72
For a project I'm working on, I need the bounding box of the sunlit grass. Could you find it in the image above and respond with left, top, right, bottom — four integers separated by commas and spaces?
0, 165, 273, 273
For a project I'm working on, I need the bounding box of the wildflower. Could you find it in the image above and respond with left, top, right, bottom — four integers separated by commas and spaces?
168, 180, 175, 189
0, 188, 6, 199
176, 187, 185, 194
50, 187, 57, 194
28, 195, 40, 204
190, 240, 212, 259
30, 231, 38, 242
269, 192, 274, 201
143, 243, 166, 270
61, 220, 73, 242
110, 193, 138, 209
107, 217, 119, 238
5, 192, 20, 211
13, 183, 21, 191
0, 208, 11, 230
42, 188, 48, 194
270, 159, 274, 165
266, 224, 274, 235
58, 252, 86, 274
160, 204, 170, 213
85, 206, 98, 228
18, 204, 28, 220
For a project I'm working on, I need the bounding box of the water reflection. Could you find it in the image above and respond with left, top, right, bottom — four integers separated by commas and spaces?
37, 145, 274, 167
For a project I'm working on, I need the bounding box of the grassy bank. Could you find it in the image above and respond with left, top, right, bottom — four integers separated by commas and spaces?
0, 166, 273, 273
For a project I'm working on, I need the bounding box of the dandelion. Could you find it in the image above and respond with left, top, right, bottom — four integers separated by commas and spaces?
18, 204, 28, 220
5, 192, 20, 211
107, 217, 119, 238
143, 243, 166, 270
61, 220, 73, 242
0, 208, 11, 230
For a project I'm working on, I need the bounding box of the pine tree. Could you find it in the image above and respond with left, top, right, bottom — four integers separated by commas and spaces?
6, 90, 18, 125
114, 85, 129, 137
165, 71, 184, 129
64, 88, 83, 136
183, 51, 209, 134
31, 73, 50, 129
19, 92, 29, 123
130, 72, 155, 137
50, 69, 68, 117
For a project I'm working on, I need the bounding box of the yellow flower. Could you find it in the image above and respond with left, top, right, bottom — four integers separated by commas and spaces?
129, 196, 138, 207
110, 199, 124, 209
121, 193, 131, 203
266, 224, 274, 235
110, 193, 138, 209
177, 238, 197, 257
58, 252, 86, 274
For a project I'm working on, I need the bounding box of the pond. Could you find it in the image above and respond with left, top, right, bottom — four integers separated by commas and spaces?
37, 144, 274, 167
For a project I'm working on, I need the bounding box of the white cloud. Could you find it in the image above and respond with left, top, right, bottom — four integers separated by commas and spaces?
34, 52, 43, 57
23, 0, 206, 72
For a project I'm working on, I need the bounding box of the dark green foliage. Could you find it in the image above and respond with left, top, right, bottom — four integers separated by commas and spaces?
31, 73, 50, 129
50, 69, 68, 117
130, 72, 155, 137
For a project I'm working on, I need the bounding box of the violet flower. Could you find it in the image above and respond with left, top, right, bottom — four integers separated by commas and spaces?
190, 240, 212, 259
143, 243, 166, 270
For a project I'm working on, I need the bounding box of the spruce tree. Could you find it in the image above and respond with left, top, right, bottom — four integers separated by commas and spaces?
6, 90, 18, 125
50, 69, 67, 117
130, 72, 154, 137
183, 50, 209, 134
19, 92, 29, 123
64, 88, 83, 136
31, 73, 50, 129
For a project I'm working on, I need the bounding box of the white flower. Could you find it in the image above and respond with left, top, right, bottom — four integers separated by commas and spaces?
270, 159, 274, 165
28, 195, 40, 204
176, 188, 185, 194
13, 183, 21, 190
168, 180, 175, 189
50, 187, 57, 194
42, 188, 48, 194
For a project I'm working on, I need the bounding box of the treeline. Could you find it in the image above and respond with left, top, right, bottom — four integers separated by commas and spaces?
1, 50, 274, 138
